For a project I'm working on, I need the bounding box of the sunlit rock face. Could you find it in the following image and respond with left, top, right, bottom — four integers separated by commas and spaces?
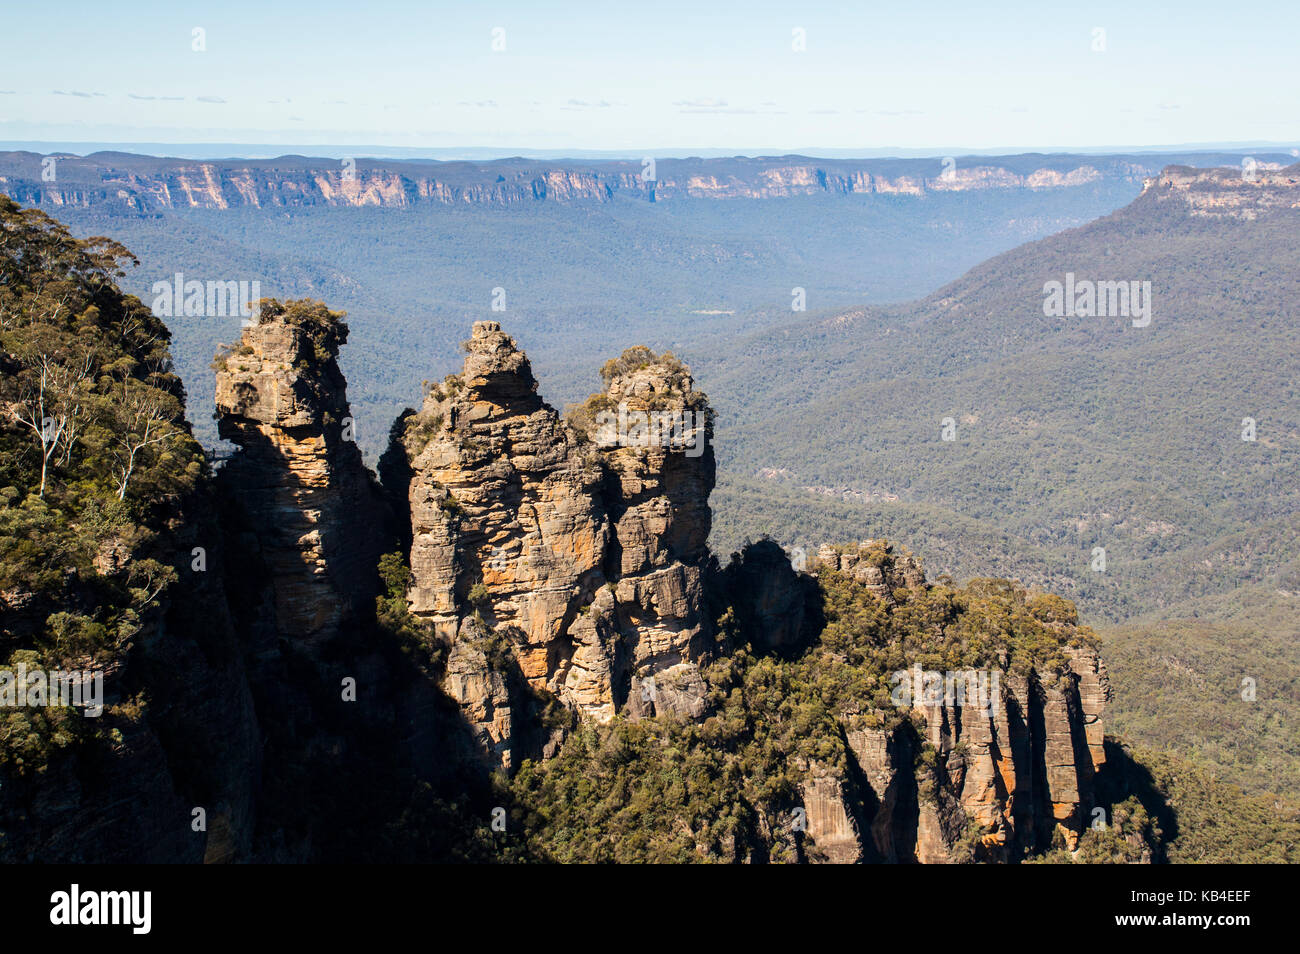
397, 322, 715, 765
797, 544, 1113, 863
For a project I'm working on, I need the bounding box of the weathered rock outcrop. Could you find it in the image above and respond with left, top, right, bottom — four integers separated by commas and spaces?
797, 542, 1113, 863
816, 541, 926, 600
591, 348, 715, 720
386, 330, 1116, 860
207, 301, 500, 861
394, 322, 715, 766
214, 299, 393, 644
799, 764, 865, 864
1144, 162, 1300, 218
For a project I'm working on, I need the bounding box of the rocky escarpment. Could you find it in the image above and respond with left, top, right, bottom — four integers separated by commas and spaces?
0, 151, 1219, 212
374, 325, 1115, 859
387, 322, 715, 768
1143, 162, 1300, 218
213, 300, 393, 644
792, 543, 1112, 862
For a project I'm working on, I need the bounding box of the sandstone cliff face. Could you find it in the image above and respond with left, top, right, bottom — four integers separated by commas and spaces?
799, 765, 865, 863
396, 322, 715, 766
790, 543, 1112, 863
0, 158, 618, 211
214, 300, 392, 644
0, 152, 1179, 212
207, 301, 501, 862
804, 686, 1115, 864
1144, 163, 1300, 218
591, 353, 715, 720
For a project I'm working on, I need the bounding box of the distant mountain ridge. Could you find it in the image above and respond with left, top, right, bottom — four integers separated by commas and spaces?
704, 161, 1300, 611
12, 149, 1188, 476
2, 150, 1293, 212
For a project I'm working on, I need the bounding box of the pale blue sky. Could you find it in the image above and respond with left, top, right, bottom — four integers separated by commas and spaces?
2, 0, 1298, 154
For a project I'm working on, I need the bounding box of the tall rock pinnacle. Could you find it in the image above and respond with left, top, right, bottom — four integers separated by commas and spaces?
214, 299, 392, 643
393, 321, 715, 766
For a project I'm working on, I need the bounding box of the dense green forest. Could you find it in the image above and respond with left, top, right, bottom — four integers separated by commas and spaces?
0, 195, 205, 776
697, 188, 1300, 805
701, 192, 1300, 622
1094, 743, 1300, 864
1101, 593, 1300, 797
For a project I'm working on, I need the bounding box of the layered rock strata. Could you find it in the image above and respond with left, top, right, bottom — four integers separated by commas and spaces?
0, 152, 1189, 212
396, 322, 715, 766
793, 543, 1112, 862
1145, 163, 1300, 218
214, 299, 392, 644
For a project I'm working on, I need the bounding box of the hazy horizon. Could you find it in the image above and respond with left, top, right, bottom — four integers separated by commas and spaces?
3, 140, 1298, 163
4, 0, 1298, 153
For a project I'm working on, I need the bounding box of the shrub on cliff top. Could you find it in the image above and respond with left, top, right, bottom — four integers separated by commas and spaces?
566, 346, 713, 440
255, 298, 348, 368
598, 345, 671, 384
